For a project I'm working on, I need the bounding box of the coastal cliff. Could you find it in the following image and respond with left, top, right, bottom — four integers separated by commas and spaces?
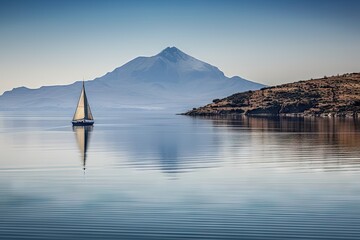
184, 73, 360, 117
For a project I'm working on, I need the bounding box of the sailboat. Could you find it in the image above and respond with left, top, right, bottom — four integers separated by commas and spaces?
72, 81, 94, 126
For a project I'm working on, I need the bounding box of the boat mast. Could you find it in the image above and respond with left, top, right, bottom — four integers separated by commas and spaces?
83, 80, 88, 120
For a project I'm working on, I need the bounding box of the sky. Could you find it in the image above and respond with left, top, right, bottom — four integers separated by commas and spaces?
0, 0, 359, 94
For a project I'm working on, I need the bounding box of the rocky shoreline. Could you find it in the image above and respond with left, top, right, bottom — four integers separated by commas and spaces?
183, 73, 360, 118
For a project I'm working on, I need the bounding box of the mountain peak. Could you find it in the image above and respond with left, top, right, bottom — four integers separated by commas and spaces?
0, 47, 265, 111
157, 47, 189, 62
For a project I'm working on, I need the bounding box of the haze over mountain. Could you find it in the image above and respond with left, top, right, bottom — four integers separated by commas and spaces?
0, 47, 264, 112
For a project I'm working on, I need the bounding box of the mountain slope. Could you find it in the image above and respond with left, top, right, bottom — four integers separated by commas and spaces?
184, 73, 360, 117
0, 47, 264, 112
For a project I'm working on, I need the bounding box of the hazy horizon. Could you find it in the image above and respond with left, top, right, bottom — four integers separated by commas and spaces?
1, 0, 360, 94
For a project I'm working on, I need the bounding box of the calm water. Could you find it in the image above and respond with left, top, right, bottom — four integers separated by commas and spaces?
1, 112, 360, 240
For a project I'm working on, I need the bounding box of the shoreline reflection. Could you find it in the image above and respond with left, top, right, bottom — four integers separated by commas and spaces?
204, 116, 360, 148
183, 115, 360, 172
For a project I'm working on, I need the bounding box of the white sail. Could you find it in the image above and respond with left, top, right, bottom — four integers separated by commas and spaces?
86, 101, 94, 120
73, 82, 94, 121
73, 88, 85, 120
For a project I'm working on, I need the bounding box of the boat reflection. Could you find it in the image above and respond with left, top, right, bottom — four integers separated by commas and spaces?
73, 125, 93, 170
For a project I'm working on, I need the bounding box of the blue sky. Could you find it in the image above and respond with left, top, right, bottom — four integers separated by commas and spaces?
0, 0, 359, 94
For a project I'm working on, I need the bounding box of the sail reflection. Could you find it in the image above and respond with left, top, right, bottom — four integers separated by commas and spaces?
73, 126, 93, 170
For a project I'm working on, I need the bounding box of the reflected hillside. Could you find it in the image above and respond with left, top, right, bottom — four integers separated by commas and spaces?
207, 116, 360, 149
101, 116, 221, 173
87, 113, 360, 174
192, 116, 360, 171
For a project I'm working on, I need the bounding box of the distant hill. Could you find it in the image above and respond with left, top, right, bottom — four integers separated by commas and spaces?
0, 47, 264, 112
184, 73, 360, 117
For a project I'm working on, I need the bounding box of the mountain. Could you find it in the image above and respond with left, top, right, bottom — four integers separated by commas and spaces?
184, 73, 360, 117
0, 47, 264, 112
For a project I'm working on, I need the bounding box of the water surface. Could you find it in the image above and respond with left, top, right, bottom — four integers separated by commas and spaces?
1, 112, 360, 239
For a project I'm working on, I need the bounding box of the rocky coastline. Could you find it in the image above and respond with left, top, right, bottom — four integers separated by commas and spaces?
184, 73, 360, 118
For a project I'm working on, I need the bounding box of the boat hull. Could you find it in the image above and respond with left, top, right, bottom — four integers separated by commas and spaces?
72, 120, 94, 126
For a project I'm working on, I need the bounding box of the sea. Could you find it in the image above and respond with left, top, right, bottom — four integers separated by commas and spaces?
0, 111, 360, 240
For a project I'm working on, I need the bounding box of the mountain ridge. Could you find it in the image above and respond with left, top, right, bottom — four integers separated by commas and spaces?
0, 47, 264, 112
